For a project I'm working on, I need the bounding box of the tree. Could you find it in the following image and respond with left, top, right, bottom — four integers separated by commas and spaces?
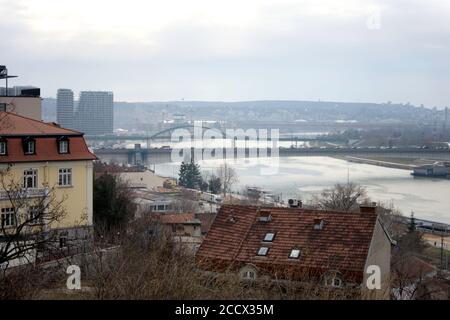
93, 173, 136, 231
217, 163, 238, 197
208, 174, 222, 194
0, 168, 68, 268
178, 161, 203, 190
313, 182, 367, 212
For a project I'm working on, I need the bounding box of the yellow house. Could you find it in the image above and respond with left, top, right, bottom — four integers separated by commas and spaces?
0, 111, 96, 262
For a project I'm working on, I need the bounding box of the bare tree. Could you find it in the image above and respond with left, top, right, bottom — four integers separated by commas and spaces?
0, 167, 68, 269
312, 182, 367, 212
217, 163, 238, 198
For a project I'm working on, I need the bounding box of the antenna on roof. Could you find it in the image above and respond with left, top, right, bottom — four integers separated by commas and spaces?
0, 65, 18, 97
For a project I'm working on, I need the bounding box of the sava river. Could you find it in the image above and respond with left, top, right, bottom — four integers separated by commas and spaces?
153, 156, 450, 224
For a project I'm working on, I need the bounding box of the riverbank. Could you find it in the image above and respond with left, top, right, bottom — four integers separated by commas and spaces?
338, 156, 416, 170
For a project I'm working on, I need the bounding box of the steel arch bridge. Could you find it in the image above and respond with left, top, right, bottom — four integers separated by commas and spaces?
149, 125, 225, 140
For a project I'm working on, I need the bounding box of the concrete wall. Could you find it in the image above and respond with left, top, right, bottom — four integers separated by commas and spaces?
0, 96, 42, 120
363, 219, 392, 299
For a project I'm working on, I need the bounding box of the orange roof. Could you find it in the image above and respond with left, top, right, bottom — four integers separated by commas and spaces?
0, 112, 82, 136
158, 214, 200, 225
0, 112, 97, 163
196, 205, 380, 282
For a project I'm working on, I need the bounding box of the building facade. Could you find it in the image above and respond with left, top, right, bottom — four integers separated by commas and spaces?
0, 112, 97, 265
75, 91, 114, 136
56, 89, 75, 129
0, 88, 42, 121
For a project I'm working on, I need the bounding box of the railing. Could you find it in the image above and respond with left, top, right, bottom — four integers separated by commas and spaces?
0, 188, 48, 201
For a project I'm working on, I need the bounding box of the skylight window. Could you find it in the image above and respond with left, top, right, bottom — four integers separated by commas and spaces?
289, 249, 301, 259
257, 247, 269, 256
314, 219, 325, 230
263, 232, 275, 242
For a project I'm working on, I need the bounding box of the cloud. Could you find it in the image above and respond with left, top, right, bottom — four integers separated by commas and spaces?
1, 0, 450, 107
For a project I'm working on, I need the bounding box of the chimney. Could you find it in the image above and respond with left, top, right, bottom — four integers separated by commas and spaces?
288, 199, 303, 208
360, 202, 377, 214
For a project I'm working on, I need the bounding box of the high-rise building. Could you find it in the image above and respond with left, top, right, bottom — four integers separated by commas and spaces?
75, 91, 114, 135
57, 89, 75, 129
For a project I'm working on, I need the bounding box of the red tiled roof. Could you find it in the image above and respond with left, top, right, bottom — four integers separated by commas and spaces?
0, 112, 97, 163
0, 112, 82, 136
158, 214, 199, 225
196, 205, 380, 282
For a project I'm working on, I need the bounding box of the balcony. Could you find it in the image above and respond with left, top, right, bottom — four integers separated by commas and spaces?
0, 188, 48, 201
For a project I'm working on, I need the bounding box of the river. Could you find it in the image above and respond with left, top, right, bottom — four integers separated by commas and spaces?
153, 156, 450, 224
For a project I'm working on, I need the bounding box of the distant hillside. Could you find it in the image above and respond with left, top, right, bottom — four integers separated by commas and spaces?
42, 98, 447, 130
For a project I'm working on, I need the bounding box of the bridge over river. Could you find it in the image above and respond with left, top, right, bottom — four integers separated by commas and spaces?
93, 146, 450, 166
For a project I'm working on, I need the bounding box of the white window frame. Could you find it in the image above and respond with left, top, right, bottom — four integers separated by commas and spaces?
0, 141, 6, 155
263, 232, 276, 242
325, 275, 343, 288
257, 247, 269, 256
243, 270, 256, 280
23, 169, 38, 189
289, 249, 301, 259
1, 208, 16, 228
59, 140, 68, 154
29, 205, 44, 225
25, 140, 35, 154
58, 168, 72, 187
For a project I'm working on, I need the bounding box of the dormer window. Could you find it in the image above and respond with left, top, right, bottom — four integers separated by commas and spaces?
314, 219, 325, 230
0, 139, 6, 155
289, 248, 301, 259
59, 140, 69, 154
23, 138, 36, 155
257, 247, 269, 256
263, 232, 276, 242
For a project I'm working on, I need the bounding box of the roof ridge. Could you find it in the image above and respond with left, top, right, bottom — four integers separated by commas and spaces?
0, 111, 83, 135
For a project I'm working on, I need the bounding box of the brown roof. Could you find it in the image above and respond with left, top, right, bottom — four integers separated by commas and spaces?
196, 205, 380, 282
0, 112, 97, 163
0, 112, 82, 136
158, 214, 199, 225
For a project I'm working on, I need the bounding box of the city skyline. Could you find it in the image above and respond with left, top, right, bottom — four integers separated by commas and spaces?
1, 0, 450, 108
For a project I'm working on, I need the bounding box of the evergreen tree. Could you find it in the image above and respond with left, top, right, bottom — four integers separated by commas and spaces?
178, 161, 203, 189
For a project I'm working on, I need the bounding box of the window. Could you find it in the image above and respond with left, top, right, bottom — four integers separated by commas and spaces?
289, 249, 301, 259
243, 270, 256, 280
263, 232, 276, 242
29, 206, 43, 225
23, 169, 38, 189
0, 141, 6, 155
1, 208, 16, 228
257, 247, 269, 256
325, 275, 343, 288
58, 168, 72, 186
59, 236, 68, 248
314, 219, 325, 230
25, 140, 35, 154
59, 140, 69, 154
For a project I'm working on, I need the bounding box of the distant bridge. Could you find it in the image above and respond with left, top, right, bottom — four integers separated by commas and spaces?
93, 146, 450, 166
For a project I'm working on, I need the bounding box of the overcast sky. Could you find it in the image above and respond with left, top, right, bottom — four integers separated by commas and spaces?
1, 0, 449, 108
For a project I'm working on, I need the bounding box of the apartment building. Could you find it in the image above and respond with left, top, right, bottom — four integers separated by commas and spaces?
75, 91, 114, 136
0, 111, 97, 264
196, 204, 394, 298
56, 88, 75, 129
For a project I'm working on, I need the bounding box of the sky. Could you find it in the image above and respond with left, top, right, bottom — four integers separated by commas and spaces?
0, 0, 449, 108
